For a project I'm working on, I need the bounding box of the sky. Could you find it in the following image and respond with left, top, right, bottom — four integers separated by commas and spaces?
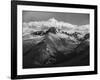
22, 11, 89, 26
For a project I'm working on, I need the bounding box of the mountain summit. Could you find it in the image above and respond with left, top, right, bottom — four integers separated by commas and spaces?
48, 17, 58, 23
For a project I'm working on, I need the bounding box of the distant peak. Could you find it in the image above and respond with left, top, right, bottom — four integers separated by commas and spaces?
48, 18, 58, 22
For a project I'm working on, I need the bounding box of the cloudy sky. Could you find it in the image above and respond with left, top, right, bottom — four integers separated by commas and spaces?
22, 11, 89, 26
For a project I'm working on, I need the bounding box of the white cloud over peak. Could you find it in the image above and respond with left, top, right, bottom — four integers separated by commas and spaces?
23, 17, 89, 35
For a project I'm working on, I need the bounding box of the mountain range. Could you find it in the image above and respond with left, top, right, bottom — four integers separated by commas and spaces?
23, 18, 89, 37
23, 18, 90, 68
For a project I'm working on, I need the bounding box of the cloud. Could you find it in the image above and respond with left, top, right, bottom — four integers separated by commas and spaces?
23, 17, 89, 35
74, 24, 89, 34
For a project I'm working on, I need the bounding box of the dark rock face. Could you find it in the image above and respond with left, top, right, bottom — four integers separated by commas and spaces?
23, 27, 89, 68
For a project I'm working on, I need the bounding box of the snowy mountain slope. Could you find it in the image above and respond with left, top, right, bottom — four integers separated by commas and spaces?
23, 18, 90, 68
